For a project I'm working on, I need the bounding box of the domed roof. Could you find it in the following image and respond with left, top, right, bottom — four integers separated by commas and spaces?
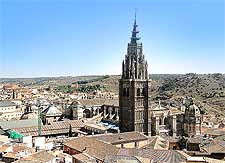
20, 112, 38, 120
42, 105, 62, 117
188, 104, 201, 115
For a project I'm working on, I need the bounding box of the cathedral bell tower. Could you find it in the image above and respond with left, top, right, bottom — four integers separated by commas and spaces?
119, 14, 151, 135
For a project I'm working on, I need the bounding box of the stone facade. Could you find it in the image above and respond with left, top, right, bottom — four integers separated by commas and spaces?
119, 16, 151, 135
119, 16, 202, 137
184, 99, 202, 136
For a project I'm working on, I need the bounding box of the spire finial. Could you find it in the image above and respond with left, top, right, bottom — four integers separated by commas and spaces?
134, 8, 137, 23
130, 8, 140, 44
134, 8, 137, 26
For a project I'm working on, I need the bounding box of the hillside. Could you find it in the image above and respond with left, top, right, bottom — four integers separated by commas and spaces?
1, 73, 225, 116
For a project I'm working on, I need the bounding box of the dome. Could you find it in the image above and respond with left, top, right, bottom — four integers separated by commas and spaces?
189, 104, 201, 115
42, 105, 62, 117
20, 112, 38, 120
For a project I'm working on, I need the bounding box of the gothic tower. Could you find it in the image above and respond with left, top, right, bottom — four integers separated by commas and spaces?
119, 15, 151, 135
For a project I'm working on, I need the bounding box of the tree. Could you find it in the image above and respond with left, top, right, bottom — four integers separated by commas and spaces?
69, 124, 72, 137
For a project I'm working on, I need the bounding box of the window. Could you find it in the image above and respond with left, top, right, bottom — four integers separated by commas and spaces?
135, 142, 138, 148
123, 88, 126, 97
142, 88, 145, 96
127, 88, 129, 97
137, 88, 140, 96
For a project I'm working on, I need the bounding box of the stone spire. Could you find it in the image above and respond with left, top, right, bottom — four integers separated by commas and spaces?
121, 14, 148, 80
130, 12, 140, 44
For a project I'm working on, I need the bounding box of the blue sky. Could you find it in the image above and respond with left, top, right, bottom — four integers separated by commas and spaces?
0, 0, 224, 77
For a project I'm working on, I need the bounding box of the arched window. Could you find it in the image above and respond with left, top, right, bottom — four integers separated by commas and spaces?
142, 88, 145, 96
159, 118, 162, 125
127, 88, 129, 97
137, 88, 140, 96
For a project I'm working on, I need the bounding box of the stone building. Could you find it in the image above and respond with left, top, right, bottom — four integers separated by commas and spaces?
119, 16, 202, 137
65, 99, 119, 122
184, 99, 202, 136
150, 100, 185, 137
20, 104, 38, 120
119, 15, 151, 135
41, 105, 62, 125
0, 100, 23, 120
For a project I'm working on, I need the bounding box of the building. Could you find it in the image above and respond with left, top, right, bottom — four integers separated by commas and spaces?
0, 100, 23, 120
119, 15, 151, 135
64, 136, 120, 162
150, 101, 184, 136
20, 105, 38, 120
42, 105, 62, 125
184, 98, 202, 136
118, 16, 204, 137
65, 99, 119, 122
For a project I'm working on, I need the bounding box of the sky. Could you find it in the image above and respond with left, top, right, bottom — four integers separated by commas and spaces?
0, 0, 224, 78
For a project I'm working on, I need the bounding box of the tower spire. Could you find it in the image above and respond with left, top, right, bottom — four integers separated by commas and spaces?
130, 11, 140, 44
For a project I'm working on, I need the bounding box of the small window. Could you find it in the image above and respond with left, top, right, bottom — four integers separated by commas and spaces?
123, 88, 126, 97
127, 88, 129, 97
142, 88, 145, 96
135, 142, 138, 147
137, 88, 140, 96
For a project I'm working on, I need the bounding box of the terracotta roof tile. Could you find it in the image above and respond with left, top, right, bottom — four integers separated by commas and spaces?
64, 136, 120, 161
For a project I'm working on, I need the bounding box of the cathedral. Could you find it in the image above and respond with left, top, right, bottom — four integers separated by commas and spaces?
119, 15, 151, 135
119, 15, 202, 137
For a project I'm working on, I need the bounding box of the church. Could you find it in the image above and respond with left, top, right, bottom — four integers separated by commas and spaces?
119, 15, 202, 137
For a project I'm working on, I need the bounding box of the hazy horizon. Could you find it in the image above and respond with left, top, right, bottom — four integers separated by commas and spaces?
1, 72, 225, 79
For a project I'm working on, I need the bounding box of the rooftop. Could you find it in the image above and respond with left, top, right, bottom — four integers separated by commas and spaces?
92, 131, 148, 145
118, 148, 186, 163
64, 136, 120, 161
0, 119, 40, 130
0, 100, 16, 107
14, 120, 84, 136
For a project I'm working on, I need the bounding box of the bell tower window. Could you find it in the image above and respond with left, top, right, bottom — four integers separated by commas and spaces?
137, 88, 140, 96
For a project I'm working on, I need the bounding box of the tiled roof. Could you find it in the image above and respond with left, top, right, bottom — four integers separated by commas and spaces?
204, 157, 225, 163
0, 119, 39, 130
14, 120, 83, 136
12, 144, 29, 153
14, 160, 39, 163
92, 131, 148, 145
23, 151, 55, 162
72, 153, 96, 162
140, 136, 169, 150
203, 128, 225, 136
105, 155, 142, 163
64, 136, 120, 161
201, 140, 225, 153
0, 101, 16, 107
118, 148, 186, 163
